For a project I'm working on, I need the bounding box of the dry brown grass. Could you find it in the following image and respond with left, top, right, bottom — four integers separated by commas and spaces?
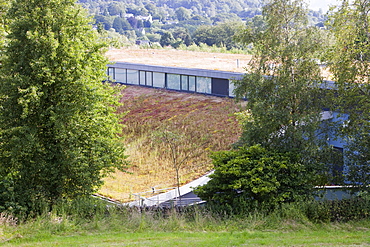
106, 47, 333, 80
99, 86, 242, 202
106, 47, 252, 73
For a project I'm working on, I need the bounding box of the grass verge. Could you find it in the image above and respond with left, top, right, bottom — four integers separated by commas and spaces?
1, 198, 370, 246
1, 215, 369, 246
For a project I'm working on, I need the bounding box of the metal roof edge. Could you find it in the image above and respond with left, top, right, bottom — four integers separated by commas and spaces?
108, 61, 244, 80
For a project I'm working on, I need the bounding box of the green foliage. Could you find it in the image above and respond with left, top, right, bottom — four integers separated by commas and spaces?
172, 28, 192, 46
81, 0, 326, 52
175, 7, 190, 21
0, 0, 9, 64
326, 0, 370, 190
233, 0, 333, 181
195, 145, 314, 212
303, 198, 370, 223
0, 0, 127, 215
113, 17, 132, 34
160, 31, 174, 47
1, 197, 370, 245
192, 22, 244, 50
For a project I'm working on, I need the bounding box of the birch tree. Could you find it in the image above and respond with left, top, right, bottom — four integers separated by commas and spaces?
326, 0, 370, 190
234, 0, 333, 185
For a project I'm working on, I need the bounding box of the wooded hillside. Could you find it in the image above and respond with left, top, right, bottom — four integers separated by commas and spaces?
78, 0, 325, 49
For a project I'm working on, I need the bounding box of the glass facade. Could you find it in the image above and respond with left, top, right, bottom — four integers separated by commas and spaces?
107, 67, 234, 97
139, 71, 146, 85
189, 76, 196, 92
196, 76, 211, 94
229, 80, 235, 97
153, 72, 165, 88
127, 69, 139, 85
181, 75, 188, 91
146, 71, 153, 86
115, 68, 126, 83
108, 67, 115, 80
167, 74, 181, 90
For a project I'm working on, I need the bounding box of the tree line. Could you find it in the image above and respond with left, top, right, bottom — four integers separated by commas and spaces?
78, 0, 325, 50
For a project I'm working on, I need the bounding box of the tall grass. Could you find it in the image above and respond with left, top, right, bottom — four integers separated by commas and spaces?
99, 86, 242, 202
2, 197, 370, 245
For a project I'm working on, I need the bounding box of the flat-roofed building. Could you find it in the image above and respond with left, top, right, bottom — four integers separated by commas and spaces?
107, 62, 243, 97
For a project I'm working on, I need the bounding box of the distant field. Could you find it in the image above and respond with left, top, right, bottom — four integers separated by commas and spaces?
105, 47, 332, 79
99, 85, 242, 202
106, 47, 252, 73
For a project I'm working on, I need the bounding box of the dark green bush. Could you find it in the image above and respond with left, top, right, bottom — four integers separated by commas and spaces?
195, 145, 315, 213
303, 198, 370, 223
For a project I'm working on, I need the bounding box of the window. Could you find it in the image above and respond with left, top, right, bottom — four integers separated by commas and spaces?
139, 71, 146, 85
153, 72, 165, 88
167, 74, 181, 90
331, 147, 344, 185
229, 80, 235, 97
212, 78, 229, 96
189, 76, 196, 92
107, 67, 115, 81
146, 71, 153, 86
115, 68, 126, 83
127, 70, 139, 85
181, 75, 188, 91
196, 76, 211, 94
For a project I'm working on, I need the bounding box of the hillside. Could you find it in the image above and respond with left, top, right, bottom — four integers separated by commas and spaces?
99, 85, 242, 202
79, 0, 325, 50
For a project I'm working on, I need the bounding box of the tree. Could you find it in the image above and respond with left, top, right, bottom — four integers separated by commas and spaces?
160, 31, 174, 47
152, 123, 210, 206
127, 16, 138, 29
215, 21, 244, 50
326, 0, 370, 190
95, 15, 112, 30
192, 25, 216, 46
175, 7, 191, 21
0, 0, 9, 64
0, 0, 127, 214
195, 145, 312, 212
233, 0, 333, 184
112, 17, 124, 34
211, 13, 242, 24
145, 3, 157, 15
113, 17, 132, 34
192, 22, 244, 49
173, 28, 192, 46
107, 2, 125, 17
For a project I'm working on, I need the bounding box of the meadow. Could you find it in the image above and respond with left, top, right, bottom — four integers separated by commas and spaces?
99, 85, 242, 202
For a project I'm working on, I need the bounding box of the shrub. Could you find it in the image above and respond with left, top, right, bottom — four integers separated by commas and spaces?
195, 145, 315, 214
303, 198, 370, 223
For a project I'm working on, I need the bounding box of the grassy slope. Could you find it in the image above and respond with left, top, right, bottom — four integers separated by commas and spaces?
99, 86, 242, 202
